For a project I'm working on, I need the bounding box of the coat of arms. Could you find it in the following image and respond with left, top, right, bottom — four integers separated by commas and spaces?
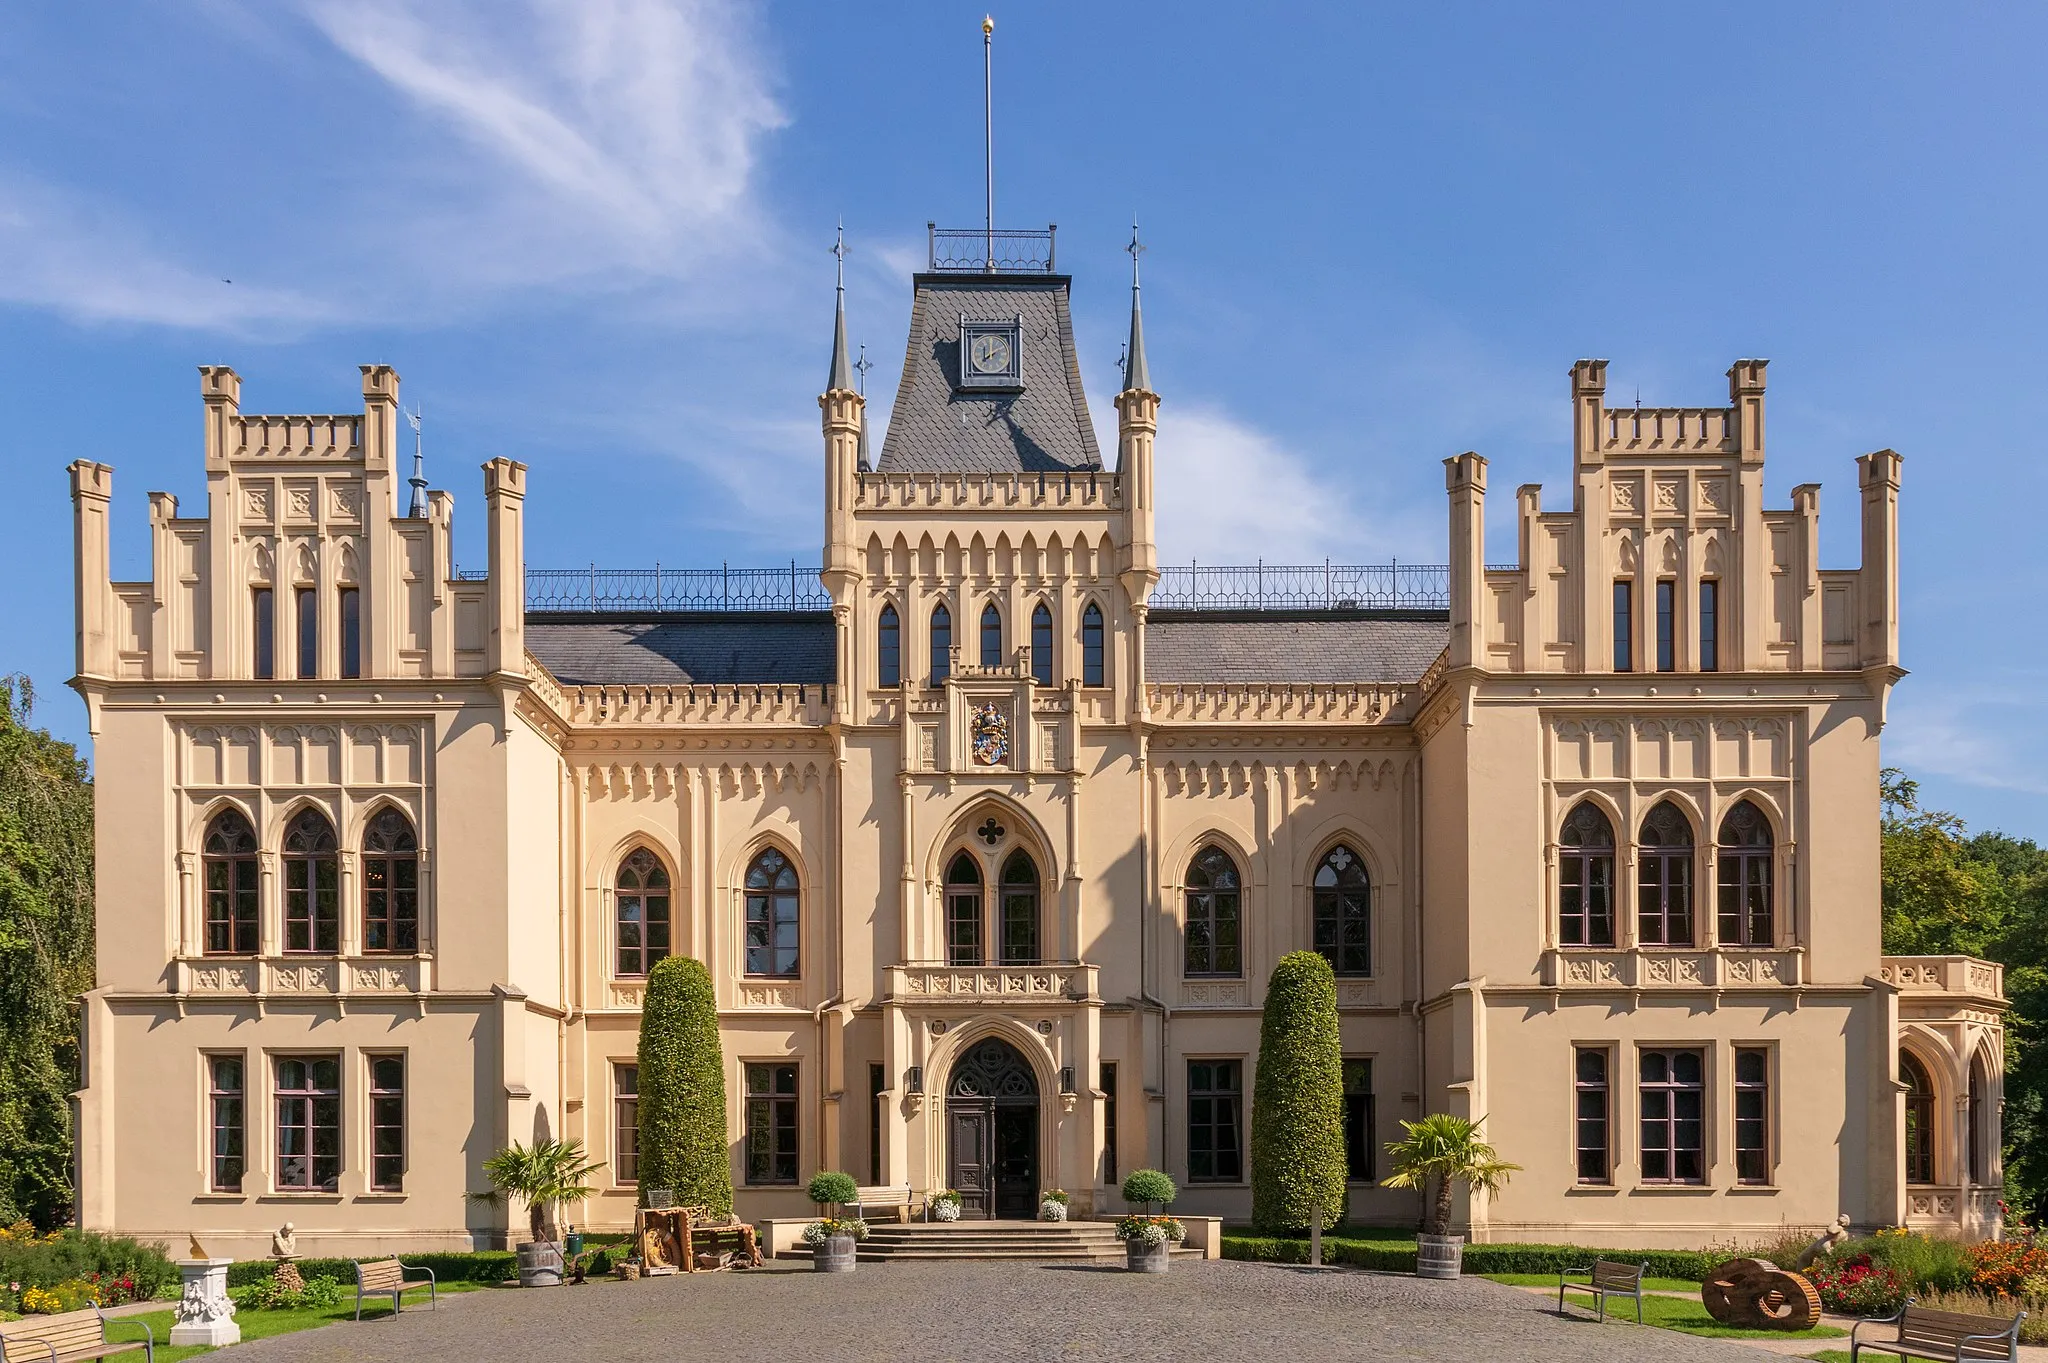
969, 702, 1009, 766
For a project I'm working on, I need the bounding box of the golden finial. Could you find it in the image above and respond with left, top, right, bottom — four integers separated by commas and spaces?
983, 15, 994, 34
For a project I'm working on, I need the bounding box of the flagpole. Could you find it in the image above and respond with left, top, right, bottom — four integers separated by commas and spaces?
983, 15, 994, 270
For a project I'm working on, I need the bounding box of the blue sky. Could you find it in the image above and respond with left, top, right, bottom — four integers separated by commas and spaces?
2, 4, 2043, 839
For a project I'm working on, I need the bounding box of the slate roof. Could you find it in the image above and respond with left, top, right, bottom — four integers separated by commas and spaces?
873, 274, 1103, 474
527, 615, 836, 687
1145, 611, 1449, 685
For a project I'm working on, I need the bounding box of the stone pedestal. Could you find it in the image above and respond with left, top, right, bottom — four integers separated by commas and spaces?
170, 1258, 240, 1347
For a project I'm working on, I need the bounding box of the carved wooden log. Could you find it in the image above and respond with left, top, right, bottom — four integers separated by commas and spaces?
1701, 1257, 1821, 1331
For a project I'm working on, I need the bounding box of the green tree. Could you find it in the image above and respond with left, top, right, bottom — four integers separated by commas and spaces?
0, 677, 95, 1230
634, 955, 731, 1215
476, 1137, 603, 1243
1380, 1113, 1520, 1238
1250, 950, 1346, 1233
1880, 770, 2004, 956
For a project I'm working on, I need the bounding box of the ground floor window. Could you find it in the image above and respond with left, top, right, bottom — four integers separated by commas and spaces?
1342, 1059, 1375, 1182
1101, 1062, 1118, 1185
1733, 1048, 1769, 1185
368, 1055, 405, 1191
1639, 1049, 1704, 1184
274, 1055, 340, 1192
1574, 1047, 1610, 1184
1187, 1059, 1243, 1183
745, 1062, 798, 1185
615, 1064, 639, 1185
208, 1054, 245, 1192
868, 1063, 885, 1187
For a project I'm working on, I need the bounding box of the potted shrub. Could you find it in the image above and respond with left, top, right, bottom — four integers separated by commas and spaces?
474, 1138, 605, 1287
1379, 1114, 1520, 1279
929, 1189, 963, 1222
801, 1217, 869, 1273
1039, 1189, 1070, 1223
1118, 1170, 1182, 1273
807, 1171, 859, 1214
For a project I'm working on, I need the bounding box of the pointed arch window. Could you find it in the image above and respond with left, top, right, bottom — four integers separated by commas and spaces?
1031, 602, 1054, 685
202, 809, 260, 956
615, 848, 671, 977
930, 603, 952, 686
999, 850, 1040, 965
282, 809, 339, 954
1969, 1052, 1990, 1185
1637, 801, 1695, 946
1559, 803, 1616, 947
1184, 846, 1242, 978
1312, 845, 1371, 977
877, 604, 900, 688
980, 602, 1003, 668
1081, 603, 1105, 687
1903, 1051, 1936, 1184
946, 852, 984, 966
745, 848, 801, 978
1716, 799, 1775, 947
362, 807, 419, 954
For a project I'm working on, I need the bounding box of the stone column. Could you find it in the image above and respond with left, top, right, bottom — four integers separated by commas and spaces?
170, 1258, 239, 1347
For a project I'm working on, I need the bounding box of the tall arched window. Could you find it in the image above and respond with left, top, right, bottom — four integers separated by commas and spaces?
361, 807, 419, 954
282, 809, 339, 954
1637, 801, 1695, 946
1969, 1052, 1990, 1185
980, 602, 1003, 668
1081, 602, 1105, 687
1184, 846, 1242, 978
745, 848, 801, 978
1716, 799, 1775, 946
1559, 803, 1616, 947
999, 850, 1040, 965
946, 852, 983, 966
877, 604, 900, 688
1031, 601, 1054, 685
615, 848, 671, 977
202, 809, 259, 955
1312, 846, 1371, 977
1903, 1051, 1936, 1184
930, 603, 952, 686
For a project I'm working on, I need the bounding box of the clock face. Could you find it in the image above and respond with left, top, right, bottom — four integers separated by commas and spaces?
970, 332, 1013, 375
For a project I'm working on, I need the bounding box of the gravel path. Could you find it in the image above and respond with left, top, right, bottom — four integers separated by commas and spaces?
209, 1260, 1789, 1363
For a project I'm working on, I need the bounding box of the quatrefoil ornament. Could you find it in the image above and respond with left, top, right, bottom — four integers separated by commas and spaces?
977, 817, 1005, 846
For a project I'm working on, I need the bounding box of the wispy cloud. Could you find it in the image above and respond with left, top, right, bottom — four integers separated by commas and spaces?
1887, 678, 2048, 797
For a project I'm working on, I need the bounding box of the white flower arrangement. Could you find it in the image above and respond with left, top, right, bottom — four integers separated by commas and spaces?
801, 1217, 870, 1244
1038, 1198, 1068, 1222
929, 1190, 963, 1222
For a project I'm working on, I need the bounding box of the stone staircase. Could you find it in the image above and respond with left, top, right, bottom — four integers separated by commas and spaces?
811, 1219, 1198, 1263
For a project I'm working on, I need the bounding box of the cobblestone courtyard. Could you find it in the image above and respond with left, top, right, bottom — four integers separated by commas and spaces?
208, 1260, 1788, 1363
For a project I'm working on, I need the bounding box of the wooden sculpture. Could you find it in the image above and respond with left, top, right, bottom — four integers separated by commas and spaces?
1701, 1257, 1823, 1330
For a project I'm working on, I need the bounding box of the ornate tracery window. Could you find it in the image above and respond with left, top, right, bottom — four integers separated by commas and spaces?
1030, 601, 1054, 685
361, 807, 419, 954
1636, 801, 1695, 946
615, 848, 671, 977
744, 847, 801, 978
980, 602, 1003, 668
946, 852, 984, 966
202, 809, 260, 955
877, 604, 900, 687
999, 850, 1040, 965
281, 809, 339, 954
1559, 803, 1616, 947
1716, 799, 1775, 946
1312, 845, 1371, 978
1184, 846, 1242, 978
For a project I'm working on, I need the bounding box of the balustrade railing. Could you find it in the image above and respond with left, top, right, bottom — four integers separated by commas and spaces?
1152, 562, 1448, 611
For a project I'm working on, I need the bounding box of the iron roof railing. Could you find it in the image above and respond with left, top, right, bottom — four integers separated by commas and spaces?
504, 564, 830, 613
1151, 562, 1449, 612
927, 223, 1056, 273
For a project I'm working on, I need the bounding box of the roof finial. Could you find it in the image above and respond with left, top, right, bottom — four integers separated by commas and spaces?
404, 404, 427, 517
1122, 220, 1150, 395
854, 343, 874, 471
826, 220, 853, 393
982, 16, 995, 271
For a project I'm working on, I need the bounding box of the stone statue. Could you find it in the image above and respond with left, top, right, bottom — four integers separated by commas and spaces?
1795, 1214, 1853, 1270
271, 1222, 298, 1260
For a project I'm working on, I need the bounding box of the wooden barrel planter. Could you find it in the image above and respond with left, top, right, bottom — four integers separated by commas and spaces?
1126, 1240, 1170, 1274
516, 1241, 564, 1287
813, 1234, 858, 1273
1416, 1234, 1464, 1280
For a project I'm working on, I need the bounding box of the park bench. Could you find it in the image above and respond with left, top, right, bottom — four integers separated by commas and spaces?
1851, 1302, 2024, 1363
0, 1304, 153, 1362
1557, 1259, 1649, 1323
850, 1185, 915, 1224
351, 1258, 436, 1321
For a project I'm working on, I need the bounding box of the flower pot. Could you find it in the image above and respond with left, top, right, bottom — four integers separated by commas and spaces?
1416, 1233, 1464, 1280
516, 1240, 564, 1287
1039, 1200, 1068, 1223
1125, 1239, 1170, 1274
931, 1200, 961, 1222
813, 1233, 858, 1273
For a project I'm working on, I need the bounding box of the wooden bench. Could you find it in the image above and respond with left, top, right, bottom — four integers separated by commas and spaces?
1557, 1259, 1649, 1323
1851, 1302, 2025, 1363
352, 1258, 436, 1321
0, 1305, 153, 1362
849, 1185, 914, 1224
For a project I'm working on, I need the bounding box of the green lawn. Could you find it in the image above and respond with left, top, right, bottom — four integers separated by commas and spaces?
1554, 1290, 1845, 1340
1484, 1272, 1701, 1294
115, 1282, 483, 1361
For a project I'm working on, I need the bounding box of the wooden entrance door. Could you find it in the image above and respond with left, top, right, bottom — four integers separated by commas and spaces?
946, 1037, 1039, 1220
948, 1102, 993, 1218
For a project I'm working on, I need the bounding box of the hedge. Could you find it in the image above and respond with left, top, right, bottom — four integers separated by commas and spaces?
1221, 1234, 1715, 1282
636, 955, 733, 1216
226, 1250, 519, 1289
1249, 951, 1346, 1233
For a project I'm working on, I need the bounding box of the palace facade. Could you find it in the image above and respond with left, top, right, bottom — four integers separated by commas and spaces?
68, 225, 2005, 1256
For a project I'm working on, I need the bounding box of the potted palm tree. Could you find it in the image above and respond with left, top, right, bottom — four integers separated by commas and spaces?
474, 1138, 605, 1287
1379, 1114, 1520, 1279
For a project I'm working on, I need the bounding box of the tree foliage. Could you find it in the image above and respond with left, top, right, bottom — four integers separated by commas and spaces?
0, 677, 94, 1230
1250, 950, 1347, 1233
1380, 1113, 1520, 1238
634, 955, 731, 1216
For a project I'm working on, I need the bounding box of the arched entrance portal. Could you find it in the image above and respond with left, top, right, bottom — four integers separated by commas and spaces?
947, 1037, 1040, 1219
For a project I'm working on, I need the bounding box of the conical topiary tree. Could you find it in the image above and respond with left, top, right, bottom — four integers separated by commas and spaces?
636, 955, 732, 1215
1250, 950, 1347, 1233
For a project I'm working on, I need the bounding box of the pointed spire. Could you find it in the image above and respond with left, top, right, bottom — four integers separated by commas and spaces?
827, 221, 854, 393
404, 404, 428, 517
854, 343, 873, 471
1122, 221, 1151, 395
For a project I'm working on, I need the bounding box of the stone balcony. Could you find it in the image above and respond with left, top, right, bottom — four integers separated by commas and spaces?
170, 954, 432, 1008
1880, 955, 2005, 1001
884, 962, 1098, 1005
